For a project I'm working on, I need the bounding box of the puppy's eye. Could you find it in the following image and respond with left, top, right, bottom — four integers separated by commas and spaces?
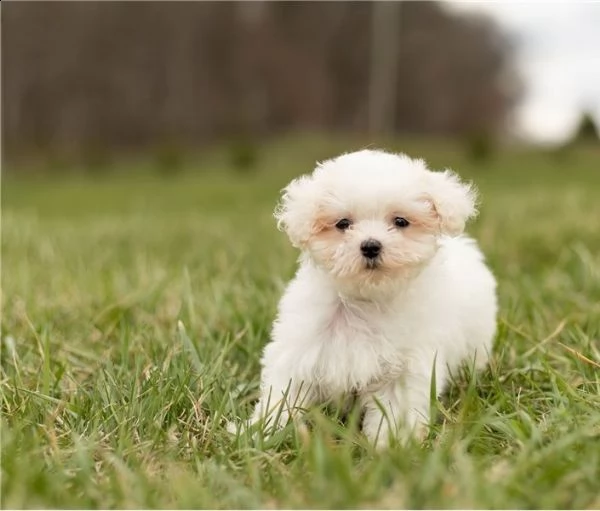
394, 217, 410, 228
335, 218, 352, 231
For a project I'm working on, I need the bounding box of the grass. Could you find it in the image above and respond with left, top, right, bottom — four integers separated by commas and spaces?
2, 137, 600, 509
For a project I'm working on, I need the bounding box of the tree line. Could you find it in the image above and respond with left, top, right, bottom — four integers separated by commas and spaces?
2, 1, 522, 163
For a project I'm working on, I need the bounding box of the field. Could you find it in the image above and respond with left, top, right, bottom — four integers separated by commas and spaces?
2, 137, 600, 509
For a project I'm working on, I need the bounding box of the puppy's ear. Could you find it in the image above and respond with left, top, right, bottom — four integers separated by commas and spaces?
425, 170, 478, 236
274, 175, 318, 248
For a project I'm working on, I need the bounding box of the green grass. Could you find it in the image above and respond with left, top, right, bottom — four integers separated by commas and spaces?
2, 137, 600, 509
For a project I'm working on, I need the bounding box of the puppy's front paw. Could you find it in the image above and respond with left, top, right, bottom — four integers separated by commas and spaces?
225, 420, 241, 435
362, 407, 429, 450
367, 423, 429, 450
226, 407, 292, 441
362, 410, 392, 450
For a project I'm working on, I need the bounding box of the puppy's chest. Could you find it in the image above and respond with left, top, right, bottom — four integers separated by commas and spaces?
311, 303, 406, 395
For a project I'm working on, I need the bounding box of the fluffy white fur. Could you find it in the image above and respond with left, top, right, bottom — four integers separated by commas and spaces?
235, 149, 497, 448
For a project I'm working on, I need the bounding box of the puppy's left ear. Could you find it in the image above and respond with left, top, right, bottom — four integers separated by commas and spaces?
425, 170, 478, 236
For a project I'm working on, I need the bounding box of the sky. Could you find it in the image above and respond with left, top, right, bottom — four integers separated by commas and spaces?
445, 1, 600, 144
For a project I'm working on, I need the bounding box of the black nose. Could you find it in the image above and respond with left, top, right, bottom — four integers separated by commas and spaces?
360, 239, 382, 259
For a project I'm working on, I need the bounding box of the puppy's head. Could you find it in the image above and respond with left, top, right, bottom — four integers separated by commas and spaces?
275, 149, 477, 292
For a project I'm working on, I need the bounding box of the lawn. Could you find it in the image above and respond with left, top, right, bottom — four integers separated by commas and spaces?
2, 137, 600, 509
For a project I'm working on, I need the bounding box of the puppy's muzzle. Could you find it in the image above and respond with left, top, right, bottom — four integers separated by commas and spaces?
360, 239, 382, 259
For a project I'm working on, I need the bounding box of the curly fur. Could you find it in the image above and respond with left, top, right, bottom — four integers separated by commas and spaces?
233, 149, 497, 449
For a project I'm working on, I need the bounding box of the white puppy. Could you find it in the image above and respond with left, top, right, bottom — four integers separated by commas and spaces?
239, 149, 497, 448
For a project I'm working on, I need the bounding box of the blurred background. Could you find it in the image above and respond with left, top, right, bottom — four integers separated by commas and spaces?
2, 0, 598, 173
3, 4, 600, 508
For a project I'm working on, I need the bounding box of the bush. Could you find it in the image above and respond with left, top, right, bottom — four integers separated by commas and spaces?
572, 112, 599, 143
154, 141, 185, 176
81, 144, 112, 174
465, 131, 494, 164
228, 138, 259, 173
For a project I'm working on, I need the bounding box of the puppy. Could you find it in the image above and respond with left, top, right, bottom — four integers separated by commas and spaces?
238, 149, 497, 448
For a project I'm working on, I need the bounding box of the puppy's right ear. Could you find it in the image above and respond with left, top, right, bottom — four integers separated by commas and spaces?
274, 175, 318, 248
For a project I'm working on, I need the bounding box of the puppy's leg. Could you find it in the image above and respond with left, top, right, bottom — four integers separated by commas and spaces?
248, 377, 314, 435
360, 381, 428, 449
361, 364, 447, 449
473, 347, 491, 371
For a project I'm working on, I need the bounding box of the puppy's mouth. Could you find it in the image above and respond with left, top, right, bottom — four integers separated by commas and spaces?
364, 258, 381, 270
